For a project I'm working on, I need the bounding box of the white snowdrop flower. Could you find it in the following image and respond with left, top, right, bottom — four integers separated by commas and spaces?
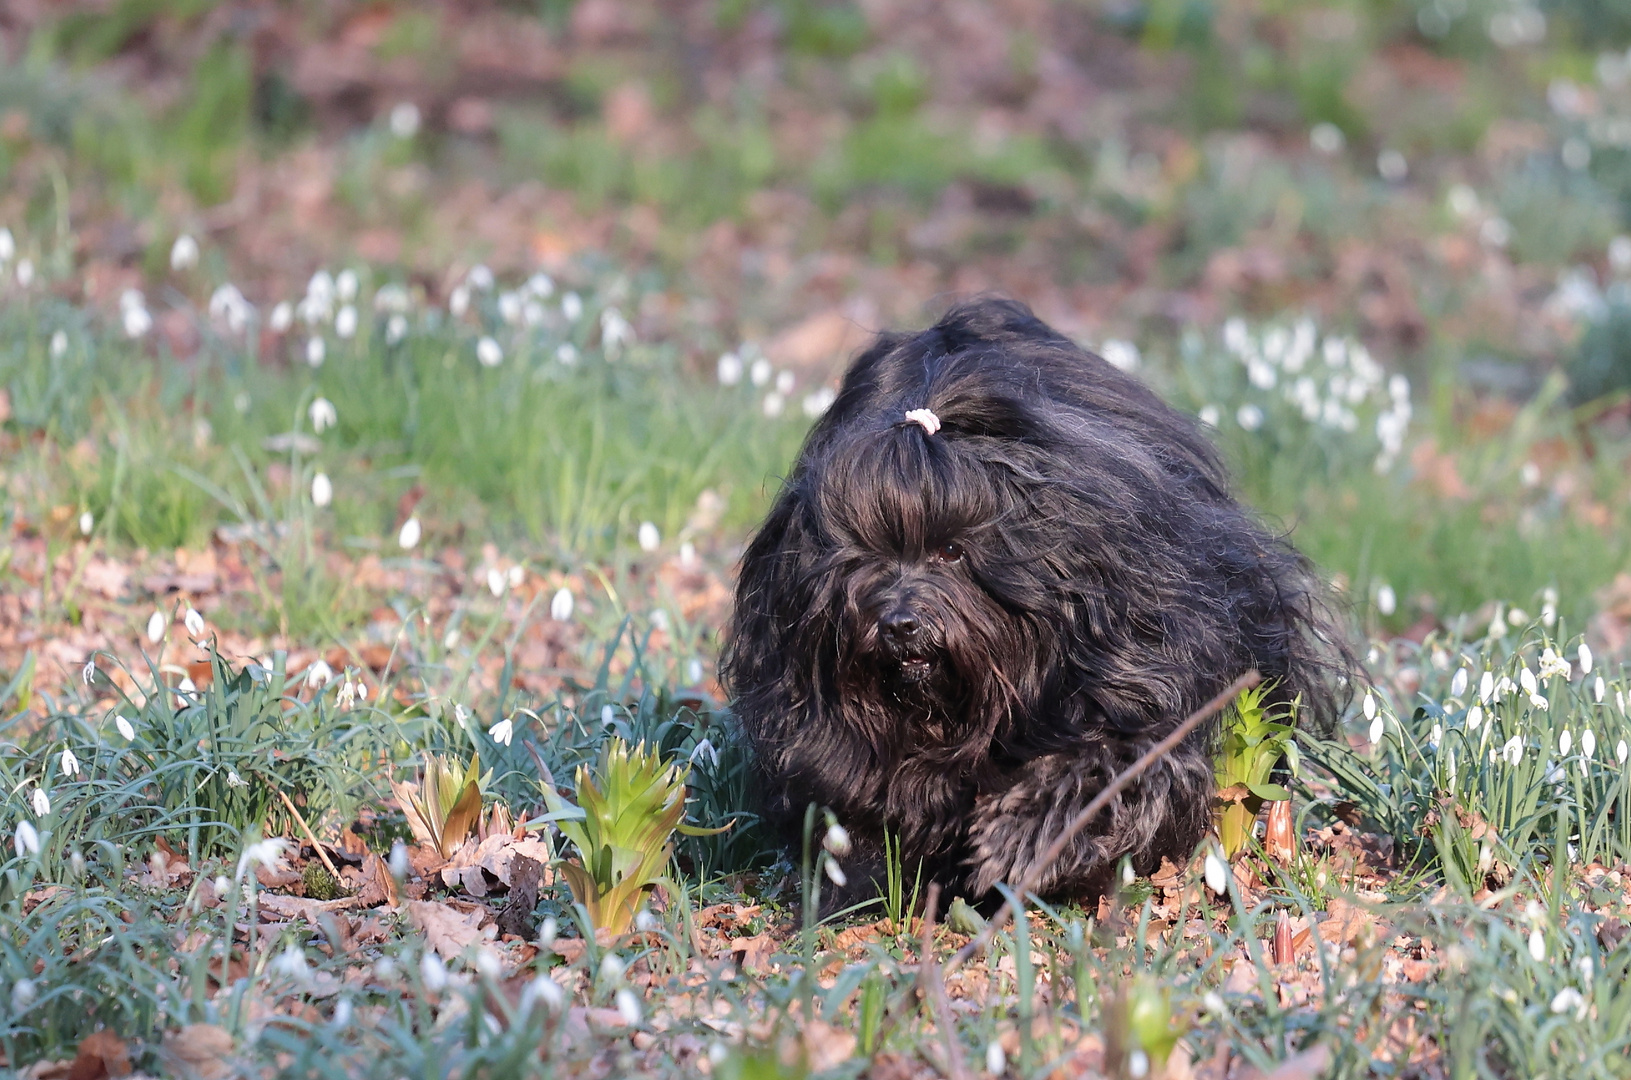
680, 541, 698, 567
236, 837, 287, 881
420, 952, 448, 992
1550, 987, 1585, 1017
184, 607, 205, 638
601, 705, 616, 727
762, 391, 785, 418
1503, 736, 1524, 766
1467, 705, 1483, 731
1579, 643, 1593, 674
51, 329, 69, 360
388, 839, 410, 880
985, 1041, 1007, 1076
1582, 730, 1596, 758
650, 608, 670, 633
269, 945, 309, 983
1479, 671, 1495, 703
555, 342, 578, 365
226, 770, 247, 789
601, 307, 633, 351
1310, 122, 1345, 154
1202, 990, 1227, 1015
332, 997, 354, 1029
1451, 669, 1468, 698
1560, 729, 1573, 756
526, 272, 554, 297
473, 948, 502, 981
1620, 690, 1629, 717
550, 587, 574, 622
1236, 404, 1263, 431
305, 660, 334, 689
750, 358, 772, 387
1198, 404, 1220, 426
633, 909, 658, 933
115, 715, 136, 741
486, 567, 506, 597
389, 101, 421, 138
507, 564, 525, 590
386, 313, 408, 344
59, 748, 79, 778
336, 269, 358, 302
488, 717, 514, 746
1619, 739, 1628, 765
824, 857, 848, 888
122, 301, 152, 339
306, 336, 326, 367
15, 258, 33, 287
1100, 339, 1140, 372
614, 988, 642, 1026
15, 821, 40, 858
146, 609, 166, 644
31, 787, 50, 817
1128, 1049, 1150, 1079
689, 738, 719, 768
476, 336, 503, 367
307, 270, 335, 305
334, 304, 358, 339
561, 291, 583, 321
1363, 691, 1377, 721
803, 386, 837, 417
269, 301, 293, 333
1520, 666, 1538, 696
498, 291, 523, 324
1528, 929, 1546, 962
1530, 693, 1549, 711
311, 471, 333, 507
522, 974, 565, 1012
717, 352, 743, 385
1429, 723, 1442, 748
1593, 676, 1605, 703
467, 265, 494, 291
1204, 848, 1229, 894
687, 658, 704, 684
775, 369, 795, 396
398, 516, 421, 549
0, 227, 12, 261
1122, 861, 1136, 886
208, 284, 253, 333
824, 822, 852, 856
449, 285, 471, 317
170, 234, 200, 271
599, 953, 626, 982
309, 397, 337, 433
638, 521, 661, 552
73, 508, 93, 537
1376, 585, 1397, 616
537, 916, 559, 948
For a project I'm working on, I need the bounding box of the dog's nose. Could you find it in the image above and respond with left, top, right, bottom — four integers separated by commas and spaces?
880, 610, 921, 644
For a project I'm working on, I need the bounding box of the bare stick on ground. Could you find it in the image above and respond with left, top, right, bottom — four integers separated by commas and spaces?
915, 883, 967, 1080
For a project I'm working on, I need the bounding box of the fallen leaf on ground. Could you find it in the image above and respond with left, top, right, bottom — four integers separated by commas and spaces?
160, 1024, 233, 1080
66, 1029, 132, 1080
408, 899, 486, 960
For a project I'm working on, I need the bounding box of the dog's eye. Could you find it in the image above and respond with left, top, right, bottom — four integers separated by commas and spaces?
934, 542, 964, 564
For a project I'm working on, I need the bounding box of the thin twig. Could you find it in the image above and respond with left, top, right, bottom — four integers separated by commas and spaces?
275, 786, 343, 880
946, 669, 1261, 977
915, 883, 968, 1080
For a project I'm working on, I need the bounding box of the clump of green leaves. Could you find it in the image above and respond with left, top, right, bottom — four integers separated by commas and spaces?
392, 751, 484, 859
1214, 684, 1300, 858
541, 738, 724, 936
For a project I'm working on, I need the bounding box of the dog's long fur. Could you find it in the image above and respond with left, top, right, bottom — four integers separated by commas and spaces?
724, 299, 1350, 905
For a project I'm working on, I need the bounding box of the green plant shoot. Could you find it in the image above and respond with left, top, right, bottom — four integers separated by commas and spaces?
393, 751, 485, 859
1214, 683, 1301, 859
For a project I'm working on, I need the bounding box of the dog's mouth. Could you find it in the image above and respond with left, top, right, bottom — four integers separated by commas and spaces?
895, 655, 935, 683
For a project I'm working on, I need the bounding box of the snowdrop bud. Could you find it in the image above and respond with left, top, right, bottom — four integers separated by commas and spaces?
306, 337, 326, 367
1363, 692, 1377, 721
717, 352, 743, 385
473, 948, 501, 980
386, 313, 408, 344
1376, 585, 1397, 616
687, 658, 704, 684
762, 392, 785, 417
123, 303, 152, 339
11, 977, 37, 1011
750, 358, 772, 386
1203, 990, 1227, 1015
1467, 705, 1483, 731
550, 587, 573, 622
336, 269, 358, 302
1593, 676, 1605, 703
986, 1042, 1006, 1076
1528, 930, 1546, 961
32, 788, 50, 816
449, 285, 470, 317
389, 839, 410, 880
1236, 403, 1264, 431
1582, 730, 1596, 758
562, 291, 582, 321
311, 472, 333, 507
615, 988, 642, 1026
824, 858, 847, 888
1451, 669, 1468, 698
634, 909, 658, 933
538, 916, 558, 947
146, 609, 166, 644
116, 715, 136, 741
1520, 667, 1537, 695
335, 305, 358, 339
170, 234, 199, 270
51, 330, 68, 359
389, 101, 421, 138
269, 301, 293, 333
1619, 739, 1628, 765
79, 511, 93, 536
1560, 730, 1573, 756
332, 997, 353, 1029
638, 522, 660, 552
1369, 714, 1385, 746
824, 822, 851, 856
183, 608, 205, 639
1479, 671, 1495, 703
15, 821, 40, 858
467, 265, 494, 291
476, 336, 503, 367
1579, 643, 1593, 674
398, 516, 421, 549
487, 567, 506, 597
1204, 848, 1228, 894
420, 952, 448, 992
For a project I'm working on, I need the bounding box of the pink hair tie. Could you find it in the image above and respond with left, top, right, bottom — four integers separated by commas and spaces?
903, 408, 941, 435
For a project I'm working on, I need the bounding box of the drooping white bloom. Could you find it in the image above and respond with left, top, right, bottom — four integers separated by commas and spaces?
389, 102, 421, 138
334, 305, 358, 339
507, 564, 524, 589
336, 270, 359, 302
398, 516, 421, 549
555, 342, 578, 365
1429, 723, 1442, 748
614, 988, 642, 1026
824, 822, 851, 856
687, 658, 704, 684
270, 946, 309, 982
306, 337, 326, 367
420, 951, 448, 992
486, 567, 506, 598
498, 291, 523, 325
762, 391, 785, 417
58, 747, 80, 779
601, 307, 633, 351
775, 370, 795, 395
1520, 666, 1538, 695
1363, 692, 1377, 721
1560, 729, 1573, 756
1368, 714, 1385, 746
633, 909, 658, 933
1204, 848, 1229, 894
601, 705, 616, 727
561, 291, 583, 321
467, 264, 494, 291
1528, 929, 1546, 961
1594, 676, 1606, 703
1202, 990, 1227, 1015
449, 285, 471, 318
750, 358, 772, 387
986, 1041, 1007, 1076
803, 387, 837, 417
823, 858, 847, 888
226, 770, 248, 788
311, 472, 333, 507
1479, 670, 1495, 703
1582, 730, 1596, 758
309, 397, 337, 434
717, 352, 743, 385
527, 272, 555, 298
31, 788, 50, 816
269, 301, 293, 333
146, 609, 166, 644
638, 521, 661, 552
521, 974, 565, 1012
1550, 987, 1585, 1018
122, 301, 153, 339
386, 313, 408, 344
15, 821, 40, 857
476, 336, 503, 367
1619, 739, 1628, 765
538, 916, 558, 948
1376, 585, 1397, 616
305, 660, 334, 688
236, 837, 287, 881
115, 715, 136, 741
1236, 404, 1264, 431
389, 839, 410, 879
551, 588, 574, 622
170, 234, 200, 271
488, 717, 514, 746
77, 510, 93, 537
15, 258, 33, 287
1467, 706, 1482, 731
1450, 669, 1468, 698
1579, 643, 1593, 674
184, 607, 206, 638
689, 737, 718, 767
0, 227, 13, 261
1503, 735, 1524, 765
1198, 404, 1220, 427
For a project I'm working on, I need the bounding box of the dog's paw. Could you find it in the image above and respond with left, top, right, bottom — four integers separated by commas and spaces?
966, 798, 1043, 896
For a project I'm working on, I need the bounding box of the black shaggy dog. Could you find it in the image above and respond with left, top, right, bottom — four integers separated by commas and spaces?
724, 298, 1349, 907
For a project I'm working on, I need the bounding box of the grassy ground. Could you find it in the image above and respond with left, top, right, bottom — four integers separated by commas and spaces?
5, 1, 1631, 1077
